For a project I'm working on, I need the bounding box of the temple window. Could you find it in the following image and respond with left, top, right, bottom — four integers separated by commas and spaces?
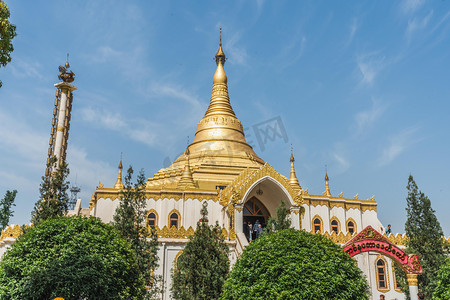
147, 211, 158, 228
331, 219, 339, 233
169, 211, 180, 229
376, 258, 389, 290
347, 221, 355, 234
313, 217, 322, 233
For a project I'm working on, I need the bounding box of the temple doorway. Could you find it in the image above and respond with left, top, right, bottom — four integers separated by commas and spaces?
243, 197, 270, 241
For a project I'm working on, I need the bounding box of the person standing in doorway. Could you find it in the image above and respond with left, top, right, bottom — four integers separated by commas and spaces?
253, 220, 261, 240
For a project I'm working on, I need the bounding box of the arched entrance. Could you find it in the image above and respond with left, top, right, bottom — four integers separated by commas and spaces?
243, 197, 270, 241
243, 196, 270, 226
343, 226, 422, 300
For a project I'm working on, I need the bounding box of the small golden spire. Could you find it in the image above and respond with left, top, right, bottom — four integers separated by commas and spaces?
213, 28, 227, 84
114, 155, 124, 189
288, 147, 301, 189
215, 28, 226, 66
65, 53, 70, 69
324, 169, 331, 197
177, 150, 196, 190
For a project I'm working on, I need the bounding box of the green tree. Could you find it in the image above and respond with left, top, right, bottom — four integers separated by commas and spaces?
0, 190, 16, 231
0, 216, 146, 299
112, 166, 160, 298
433, 257, 450, 300
266, 200, 291, 232
221, 229, 369, 300
0, 0, 17, 88
31, 156, 70, 226
403, 175, 447, 299
171, 202, 229, 300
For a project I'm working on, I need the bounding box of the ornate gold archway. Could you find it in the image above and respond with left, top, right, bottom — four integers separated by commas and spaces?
343, 226, 422, 300
219, 163, 304, 241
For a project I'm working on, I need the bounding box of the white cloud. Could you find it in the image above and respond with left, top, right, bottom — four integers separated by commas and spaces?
356, 52, 386, 85
406, 10, 433, 41
0, 109, 47, 162
223, 31, 248, 66
88, 46, 122, 64
80, 81, 204, 151
377, 127, 421, 166
9, 59, 44, 80
66, 146, 116, 204
346, 18, 359, 47
354, 99, 387, 134
401, 0, 425, 14
151, 83, 202, 108
274, 34, 307, 70
333, 153, 350, 173
80, 107, 162, 148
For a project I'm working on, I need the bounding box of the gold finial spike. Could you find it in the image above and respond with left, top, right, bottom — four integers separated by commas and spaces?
215, 28, 226, 66
118, 152, 123, 169
324, 167, 331, 197
114, 154, 124, 189
65, 53, 70, 69
290, 144, 294, 162
288, 147, 301, 189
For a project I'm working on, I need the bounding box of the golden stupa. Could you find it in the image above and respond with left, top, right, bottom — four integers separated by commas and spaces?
146, 34, 264, 191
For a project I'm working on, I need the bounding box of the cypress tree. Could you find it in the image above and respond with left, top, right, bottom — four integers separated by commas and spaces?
403, 175, 447, 299
0, 189, 17, 231
112, 166, 160, 299
31, 156, 70, 226
171, 202, 229, 300
266, 200, 291, 232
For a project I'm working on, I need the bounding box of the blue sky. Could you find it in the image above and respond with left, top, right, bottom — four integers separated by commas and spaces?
1, 0, 449, 235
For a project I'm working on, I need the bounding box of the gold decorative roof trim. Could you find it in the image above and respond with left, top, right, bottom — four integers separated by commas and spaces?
151, 225, 228, 240
219, 162, 303, 207
302, 195, 377, 212
0, 224, 23, 241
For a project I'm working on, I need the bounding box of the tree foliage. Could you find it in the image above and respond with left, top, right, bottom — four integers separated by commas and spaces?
0, 216, 146, 299
403, 175, 447, 299
171, 202, 229, 300
0, 0, 17, 88
112, 166, 160, 298
221, 229, 369, 300
433, 257, 450, 300
266, 200, 291, 232
31, 156, 70, 226
0, 190, 16, 231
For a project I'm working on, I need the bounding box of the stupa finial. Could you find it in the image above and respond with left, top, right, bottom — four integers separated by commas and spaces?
288, 146, 301, 189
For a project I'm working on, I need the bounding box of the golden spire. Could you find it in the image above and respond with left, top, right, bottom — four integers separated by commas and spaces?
324, 170, 331, 197
288, 146, 301, 189
177, 147, 196, 190
114, 155, 124, 189
186, 29, 263, 164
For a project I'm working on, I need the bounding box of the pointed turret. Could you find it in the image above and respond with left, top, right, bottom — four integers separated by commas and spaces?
324, 172, 331, 197
177, 148, 196, 190
114, 159, 124, 189
288, 149, 301, 189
